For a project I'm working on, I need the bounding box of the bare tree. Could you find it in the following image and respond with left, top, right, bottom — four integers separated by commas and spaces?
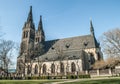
92, 60, 106, 70
105, 57, 119, 69
101, 28, 120, 59
0, 40, 15, 76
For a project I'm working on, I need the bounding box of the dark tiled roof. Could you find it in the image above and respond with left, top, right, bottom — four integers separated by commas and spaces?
44, 34, 99, 53
36, 34, 99, 61
38, 50, 85, 61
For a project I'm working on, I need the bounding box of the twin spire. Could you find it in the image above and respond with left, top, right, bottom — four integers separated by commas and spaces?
27, 6, 94, 37
38, 16, 43, 31
27, 6, 33, 23
27, 6, 44, 32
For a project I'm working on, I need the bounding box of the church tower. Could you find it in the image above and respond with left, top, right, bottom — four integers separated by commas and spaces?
34, 16, 45, 56
35, 15, 45, 44
89, 20, 103, 61
20, 6, 35, 56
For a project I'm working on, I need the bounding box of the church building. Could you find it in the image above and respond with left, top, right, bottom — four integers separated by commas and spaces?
17, 6, 103, 77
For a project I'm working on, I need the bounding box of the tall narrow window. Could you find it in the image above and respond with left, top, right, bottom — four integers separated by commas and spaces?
34, 64, 38, 74
71, 62, 76, 72
60, 62, 64, 73
27, 65, 31, 74
23, 31, 26, 38
97, 53, 101, 61
36, 38, 37, 42
51, 63, 55, 74
43, 64, 46, 74
25, 31, 28, 38
90, 53, 95, 64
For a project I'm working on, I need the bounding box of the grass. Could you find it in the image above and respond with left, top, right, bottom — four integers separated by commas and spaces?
0, 77, 120, 84
63, 78, 120, 84
0, 79, 63, 84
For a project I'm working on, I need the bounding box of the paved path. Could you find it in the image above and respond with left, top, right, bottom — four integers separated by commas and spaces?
44, 77, 117, 84
49, 79, 85, 84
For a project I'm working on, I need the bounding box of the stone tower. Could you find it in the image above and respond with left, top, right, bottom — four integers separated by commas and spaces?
20, 6, 35, 57
35, 15, 45, 44
88, 20, 103, 61
34, 16, 45, 56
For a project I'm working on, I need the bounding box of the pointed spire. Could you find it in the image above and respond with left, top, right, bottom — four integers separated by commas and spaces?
90, 19, 99, 48
90, 19, 94, 36
27, 6, 33, 23
37, 15, 45, 42
38, 15, 43, 31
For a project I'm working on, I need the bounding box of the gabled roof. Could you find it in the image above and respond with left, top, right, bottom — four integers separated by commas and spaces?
38, 50, 85, 61
35, 34, 99, 61
44, 34, 99, 53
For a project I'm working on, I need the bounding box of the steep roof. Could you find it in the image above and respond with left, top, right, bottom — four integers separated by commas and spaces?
35, 34, 99, 61
44, 34, 99, 53
38, 50, 85, 61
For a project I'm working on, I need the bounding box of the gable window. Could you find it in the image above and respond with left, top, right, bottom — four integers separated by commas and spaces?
66, 43, 70, 48
51, 47, 54, 50
97, 53, 101, 61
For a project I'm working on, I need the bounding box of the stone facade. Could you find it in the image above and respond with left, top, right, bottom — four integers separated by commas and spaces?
16, 6, 103, 76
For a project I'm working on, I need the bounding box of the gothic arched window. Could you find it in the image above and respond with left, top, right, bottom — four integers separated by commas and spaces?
90, 53, 95, 64
71, 62, 76, 72
34, 64, 38, 74
51, 63, 55, 74
27, 65, 31, 74
60, 62, 64, 73
23, 31, 26, 38
97, 52, 101, 61
25, 31, 28, 38
43, 64, 47, 74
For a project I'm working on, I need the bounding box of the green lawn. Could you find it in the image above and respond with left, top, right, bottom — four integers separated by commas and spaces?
63, 78, 120, 84
0, 78, 120, 84
0, 80, 62, 84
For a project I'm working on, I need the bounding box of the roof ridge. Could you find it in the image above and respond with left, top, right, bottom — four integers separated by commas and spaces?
45, 34, 91, 42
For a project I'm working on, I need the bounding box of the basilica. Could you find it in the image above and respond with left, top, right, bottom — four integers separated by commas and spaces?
17, 6, 103, 76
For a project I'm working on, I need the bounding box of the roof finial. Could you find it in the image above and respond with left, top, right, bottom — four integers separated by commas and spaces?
37, 15, 45, 42
90, 18, 94, 36
38, 15, 43, 31
27, 6, 33, 23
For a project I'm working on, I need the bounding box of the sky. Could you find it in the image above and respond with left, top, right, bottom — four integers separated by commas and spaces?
0, 0, 120, 68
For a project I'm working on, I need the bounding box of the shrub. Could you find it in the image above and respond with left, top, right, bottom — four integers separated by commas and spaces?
31, 76, 38, 79
79, 74, 90, 78
66, 75, 77, 79
25, 76, 32, 80
66, 75, 71, 79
